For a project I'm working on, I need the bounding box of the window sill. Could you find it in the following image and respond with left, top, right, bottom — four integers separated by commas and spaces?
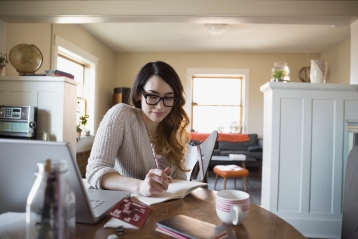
77, 135, 95, 152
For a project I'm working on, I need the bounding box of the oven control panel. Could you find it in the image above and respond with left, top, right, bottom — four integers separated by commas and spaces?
0, 107, 22, 119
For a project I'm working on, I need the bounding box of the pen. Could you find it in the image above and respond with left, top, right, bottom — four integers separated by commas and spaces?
150, 143, 170, 177
150, 143, 160, 169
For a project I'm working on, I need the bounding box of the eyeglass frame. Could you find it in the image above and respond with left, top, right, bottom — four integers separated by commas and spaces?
140, 89, 179, 107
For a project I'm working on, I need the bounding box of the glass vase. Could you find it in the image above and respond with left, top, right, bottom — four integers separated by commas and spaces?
271, 62, 290, 82
26, 160, 75, 239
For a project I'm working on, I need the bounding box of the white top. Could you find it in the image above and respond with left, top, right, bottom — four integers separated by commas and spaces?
260, 82, 358, 93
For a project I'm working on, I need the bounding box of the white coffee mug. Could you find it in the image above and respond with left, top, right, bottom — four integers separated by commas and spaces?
216, 190, 250, 225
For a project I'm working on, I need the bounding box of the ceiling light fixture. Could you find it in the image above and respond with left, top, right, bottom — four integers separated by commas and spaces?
204, 24, 229, 35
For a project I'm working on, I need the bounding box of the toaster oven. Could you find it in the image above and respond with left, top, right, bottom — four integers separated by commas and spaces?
0, 105, 38, 139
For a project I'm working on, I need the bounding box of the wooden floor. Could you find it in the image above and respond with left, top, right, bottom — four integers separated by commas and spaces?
206, 166, 262, 206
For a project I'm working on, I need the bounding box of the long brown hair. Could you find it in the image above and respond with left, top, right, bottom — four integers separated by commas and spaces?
129, 61, 190, 178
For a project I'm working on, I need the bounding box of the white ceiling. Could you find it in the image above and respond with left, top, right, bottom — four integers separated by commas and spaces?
80, 22, 351, 53
0, 0, 356, 54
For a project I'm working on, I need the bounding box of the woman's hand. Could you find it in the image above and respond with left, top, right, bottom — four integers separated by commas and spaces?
138, 168, 172, 196
163, 167, 173, 183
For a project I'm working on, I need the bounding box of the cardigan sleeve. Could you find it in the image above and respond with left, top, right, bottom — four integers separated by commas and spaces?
86, 104, 130, 189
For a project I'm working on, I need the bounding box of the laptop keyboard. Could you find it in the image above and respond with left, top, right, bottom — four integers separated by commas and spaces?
90, 199, 105, 209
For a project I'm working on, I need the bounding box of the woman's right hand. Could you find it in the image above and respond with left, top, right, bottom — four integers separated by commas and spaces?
138, 168, 171, 196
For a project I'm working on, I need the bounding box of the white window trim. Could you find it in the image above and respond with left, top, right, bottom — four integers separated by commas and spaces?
52, 35, 98, 137
186, 68, 250, 133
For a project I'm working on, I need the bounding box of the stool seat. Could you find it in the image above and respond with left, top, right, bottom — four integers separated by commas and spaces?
214, 165, 249, 177
213, 165, 249, 191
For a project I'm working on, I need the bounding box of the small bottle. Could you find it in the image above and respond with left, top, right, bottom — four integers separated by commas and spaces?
26, 159, 76, 239
42, 131, 49, 141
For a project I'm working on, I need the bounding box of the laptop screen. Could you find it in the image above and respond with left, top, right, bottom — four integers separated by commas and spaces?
0, 139, 130, 224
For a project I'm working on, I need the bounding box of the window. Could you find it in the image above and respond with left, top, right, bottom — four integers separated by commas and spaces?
57, 55, 85, 99
53, 35, 98, 135
186, 68, 249, 133
57, 54, 89, 123
192, 77, 242, 133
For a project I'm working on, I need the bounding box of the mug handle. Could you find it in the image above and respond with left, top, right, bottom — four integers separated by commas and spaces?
232, 205, 242, 225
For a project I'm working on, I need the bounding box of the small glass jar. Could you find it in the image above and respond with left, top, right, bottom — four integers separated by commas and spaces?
26, 160, 75, 239
271, 62, 290, 82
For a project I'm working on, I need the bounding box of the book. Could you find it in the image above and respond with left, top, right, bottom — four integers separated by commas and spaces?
156, 215, 227, 239
22, 73, 46, 76
132, 180, 207, 205
104, 197, 151, 229
45, 69, 75, 79
228, 154, 246, 161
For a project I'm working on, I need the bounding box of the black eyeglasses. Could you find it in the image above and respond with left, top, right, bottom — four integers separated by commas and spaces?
141, 89, 178, 107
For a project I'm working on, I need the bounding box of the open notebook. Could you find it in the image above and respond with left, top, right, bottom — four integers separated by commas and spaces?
132, 180, 207, 205
0, 138, 130, 224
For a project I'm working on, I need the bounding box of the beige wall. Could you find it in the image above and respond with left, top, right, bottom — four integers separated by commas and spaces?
0, 21, 6, 76
115, 52, 320, 137
320, 38, 351, 84
6, 23, 52, 76
351, 20, 358, 84
3, 23, 350, 138
5, 23, 117, 131
52, 24, 117, 129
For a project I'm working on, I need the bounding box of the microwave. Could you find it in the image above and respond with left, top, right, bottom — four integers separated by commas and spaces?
0, 105, 38, 139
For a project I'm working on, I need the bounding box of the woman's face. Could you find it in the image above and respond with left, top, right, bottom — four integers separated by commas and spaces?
140, 75, 174, 124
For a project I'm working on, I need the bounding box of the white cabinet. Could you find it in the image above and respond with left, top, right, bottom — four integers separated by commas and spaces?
260, 82, 358, 238
0, 76, 78, 155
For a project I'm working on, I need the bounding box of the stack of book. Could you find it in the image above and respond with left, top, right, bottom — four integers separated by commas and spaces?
228, 154, 247, 161
45, 69, 74, 79
156, 215, 227, 239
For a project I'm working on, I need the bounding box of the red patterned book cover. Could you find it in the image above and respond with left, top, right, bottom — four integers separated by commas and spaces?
107, 198, 151, 229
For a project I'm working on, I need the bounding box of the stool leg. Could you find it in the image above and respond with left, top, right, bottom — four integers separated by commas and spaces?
214, 174, 219, 189
234, 177, 236, 190
223, 177, 227, 190
243, 177, 247, 191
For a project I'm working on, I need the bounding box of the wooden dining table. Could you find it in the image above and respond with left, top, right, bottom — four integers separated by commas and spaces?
76, 188, 305, 239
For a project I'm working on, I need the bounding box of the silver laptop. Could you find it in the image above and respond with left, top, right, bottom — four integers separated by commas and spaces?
0, 138, 130, 224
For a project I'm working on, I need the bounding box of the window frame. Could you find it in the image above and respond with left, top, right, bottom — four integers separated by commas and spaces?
185, 68, 250, 133
52, 35, 98, 135
57, 53, 86, 100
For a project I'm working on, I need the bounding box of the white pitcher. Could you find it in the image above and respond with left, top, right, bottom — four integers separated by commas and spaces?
310, 59, 328, 83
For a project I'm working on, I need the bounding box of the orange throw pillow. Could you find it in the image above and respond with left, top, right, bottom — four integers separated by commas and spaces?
190, 132, 250, 142
190, 132, 210, 142
218, 133, 250, 142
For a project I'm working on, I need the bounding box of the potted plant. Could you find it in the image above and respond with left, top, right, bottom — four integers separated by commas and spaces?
272, 69, 286, 81
0, 53, 9, 75
76, 114, 89, 142
271, 62, 290, 82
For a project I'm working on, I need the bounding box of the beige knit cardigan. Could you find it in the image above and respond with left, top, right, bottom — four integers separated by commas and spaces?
86, 103, 185, 189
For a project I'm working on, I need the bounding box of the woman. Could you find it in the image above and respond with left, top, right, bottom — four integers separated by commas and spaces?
86, 61, 190, 196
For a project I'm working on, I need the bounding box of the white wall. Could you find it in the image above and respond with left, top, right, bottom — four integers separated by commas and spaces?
351, 20, 358, 84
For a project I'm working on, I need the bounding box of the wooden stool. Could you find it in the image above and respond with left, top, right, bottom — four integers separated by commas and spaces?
213, 165, 249, 191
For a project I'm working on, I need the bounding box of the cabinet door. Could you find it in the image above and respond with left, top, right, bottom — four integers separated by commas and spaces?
0, 77, 78, 155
